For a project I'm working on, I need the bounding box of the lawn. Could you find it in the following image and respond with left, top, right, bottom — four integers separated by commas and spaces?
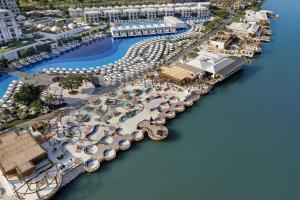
2, 114, 40, 129
0, 38, 36, 53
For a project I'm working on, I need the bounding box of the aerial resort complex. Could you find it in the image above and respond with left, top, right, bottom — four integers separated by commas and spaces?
0, 0, 279, 199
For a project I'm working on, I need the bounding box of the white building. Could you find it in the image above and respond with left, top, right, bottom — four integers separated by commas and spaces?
227, 22, 260, 36
0, 9, 22, 44
111, 24, 176, 38
175, 6, 192, 18
141, 8, 157, 19
122, 8, 140, 20
84, 10, 101, 24
186, 50, 246, 79
164, 16, 187, 29
0, 0, 19, 15
37, 27, 84, 41
193, 6, 210, 18
70, 2, 210, 23
245, 10, 270, 24
158, 7, 175, 17
103, 9, 122, 21
68, 8, 84, 18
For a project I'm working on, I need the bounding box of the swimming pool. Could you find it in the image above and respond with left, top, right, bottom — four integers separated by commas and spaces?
0, 26, 190, 98
117, 21, 162, 27
0, 75, 19, 98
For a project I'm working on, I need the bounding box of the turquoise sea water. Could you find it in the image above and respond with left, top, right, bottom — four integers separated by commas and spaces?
50, 0, 300, 200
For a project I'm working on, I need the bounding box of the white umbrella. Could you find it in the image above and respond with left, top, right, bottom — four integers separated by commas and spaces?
1, 104, 8, 108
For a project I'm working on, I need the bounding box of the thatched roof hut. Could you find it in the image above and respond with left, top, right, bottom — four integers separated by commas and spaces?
0, 132, 47, 178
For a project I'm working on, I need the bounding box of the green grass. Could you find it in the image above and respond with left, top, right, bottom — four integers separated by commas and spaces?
2, 114, 39, 129
0, 38, 36, 53
232, 10, 246, 22
20, 0, 170, 11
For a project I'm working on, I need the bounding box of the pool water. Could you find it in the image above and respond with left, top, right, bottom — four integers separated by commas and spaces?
0, 26, 190, 98
117, 21, 162, 27
0, 75, 19, 98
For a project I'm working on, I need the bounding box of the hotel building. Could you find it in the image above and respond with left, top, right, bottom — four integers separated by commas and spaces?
0, 0, 19, 15
0, 9, 22, 44
69, 2, 211, 23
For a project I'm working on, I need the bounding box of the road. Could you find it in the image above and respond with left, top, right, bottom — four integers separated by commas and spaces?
169, 14, 234, 65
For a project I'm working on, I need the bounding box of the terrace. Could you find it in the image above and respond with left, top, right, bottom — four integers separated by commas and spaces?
0, 38, 36, 53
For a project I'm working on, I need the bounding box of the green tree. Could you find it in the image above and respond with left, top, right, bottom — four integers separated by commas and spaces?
36, 44, 51, 52
18, 47, 36, 58
0, 108, 11, 121
59, 74, 83, 94
0, 57, 8, 68
44, 94, 55, 105
31, 100, 44, 113
14, 84, 41, 106
48, 2, 54, 9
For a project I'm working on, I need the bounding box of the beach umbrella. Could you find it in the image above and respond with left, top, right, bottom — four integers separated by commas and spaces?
1, 104, 8, 108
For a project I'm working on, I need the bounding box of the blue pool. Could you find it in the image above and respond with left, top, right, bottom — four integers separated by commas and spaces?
0, 27, 190, 98
117, 21, 162, 27
0, 75, 19, 98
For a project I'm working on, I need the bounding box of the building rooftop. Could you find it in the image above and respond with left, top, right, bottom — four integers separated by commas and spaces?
228, 22, 260, 35
211, 31, 236, 43
186, 51, 247, 77
160, 65, 197, 82
0, 132, 47, 177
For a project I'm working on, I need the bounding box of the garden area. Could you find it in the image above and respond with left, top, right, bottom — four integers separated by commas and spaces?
0, 38, 36, 53
0, 84, 55, 130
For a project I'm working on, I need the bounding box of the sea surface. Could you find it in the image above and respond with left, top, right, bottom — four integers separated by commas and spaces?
51, 0, 300, 200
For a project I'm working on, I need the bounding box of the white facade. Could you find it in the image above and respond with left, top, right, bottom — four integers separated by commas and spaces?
193, 6, 210, 18
0, 0, 19, 15
111, 24, 176, 38
37, 27, 84, 41
158, 7, 175, 17
68, 8, 84, 18
0, 9, 22, 44
70, 2, 210, 22
122, 8, 140, 20
103, 9, 122, 21
245, 10, 270, 24
0, 40, 57, 61
175, 6, 192, 18
228, 22, 260, 36
186, 51, 236, 77
84, 10, 101, 24
141, 8, 157, 19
